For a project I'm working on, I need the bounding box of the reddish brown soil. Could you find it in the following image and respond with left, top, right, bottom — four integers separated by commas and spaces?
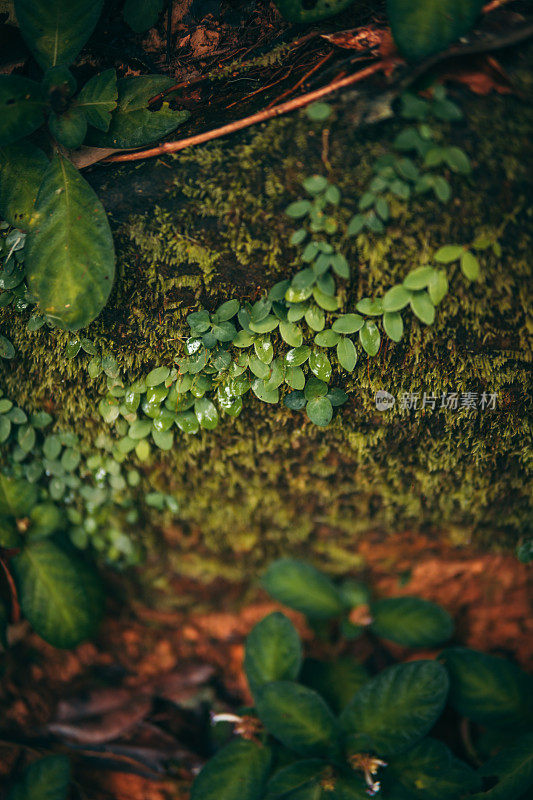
0, 532, 530, 799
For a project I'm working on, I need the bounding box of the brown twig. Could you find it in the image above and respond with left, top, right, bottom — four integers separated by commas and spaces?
102, 60, 389, 164
0, 555, 20, 624
225, 66, 295, 109
265, 50, 335, 109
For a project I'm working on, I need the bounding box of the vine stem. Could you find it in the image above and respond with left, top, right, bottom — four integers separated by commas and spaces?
0, 555, 20, 624
101, 60, 390, 164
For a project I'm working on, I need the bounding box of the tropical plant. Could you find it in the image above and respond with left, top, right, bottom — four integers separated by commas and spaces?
0, 472, 103, 648
190, 561, 533, 799
0, 0, 189, 331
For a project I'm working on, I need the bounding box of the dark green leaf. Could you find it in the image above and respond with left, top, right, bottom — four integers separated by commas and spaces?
75, 69, 117, 131
244, 612, 302, 695
255, 681, 337, 757
123, 0, 164, 33
264, 760, 330, 800
300, 658, 369, 715
14, 0, 104, 69
87, 76, 190, 148
336, 338, 357, 372
439, 647, 533, 729
384, 738, 481, 800
340, 661, 449, 756
387, 0, 484, 61
48, 108, 87, 149
12, 540, 104, 647
0, 335, 15, 359
262, 558, 344, 620
332, 314, 364, 334
306, 396, 333, 426
0, 516, 22, 548
194, 397, 219, 429
25, 155, 114, 331
477, 732, 533, 800
370, 597, 454, 647
6, 754, 71, 800
190, 740, 272, 800
274, 0, 354, 24
0, 76, 46, 146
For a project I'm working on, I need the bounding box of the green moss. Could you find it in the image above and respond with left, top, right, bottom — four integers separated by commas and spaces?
1, 88, 531, 592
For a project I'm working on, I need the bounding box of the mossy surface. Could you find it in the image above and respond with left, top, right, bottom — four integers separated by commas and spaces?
1, 87, 532, 590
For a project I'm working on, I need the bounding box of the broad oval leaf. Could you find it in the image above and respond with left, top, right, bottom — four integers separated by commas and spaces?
382, 285, 411, 312
262, 558, 344, 620
370, 596, 454, 647
87, 76, 190, 148
387, 0, 484, 61
340, 660, 449, 756
6, 754, 71, 800
190, 740, 271, 800
439, 647, 533, 729
25, 155, 115, 330
336, 338, 357, 372
0, 142, 48, 230
359, 321, 380, 356
255, 681, 338, 757
384, 738, 481, 799
0, 474, 37, 516
11, 540, 104, 648
383, 311, 403, 342
0, 76, 46, 146
244, 612, 302, 696
14, 0, 104, 69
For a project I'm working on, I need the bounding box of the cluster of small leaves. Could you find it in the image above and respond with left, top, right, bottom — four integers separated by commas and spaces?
0, 470, 104, 648
347, 89, 470, 237
191, 559, 533, 800
0, 389, 143, 565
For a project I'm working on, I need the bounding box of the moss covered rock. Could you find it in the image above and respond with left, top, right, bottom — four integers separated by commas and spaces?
1, 85, 531, 591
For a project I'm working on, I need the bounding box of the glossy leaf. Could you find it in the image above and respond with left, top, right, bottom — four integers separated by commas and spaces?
6, 755, 71, 800
12, 540, 104, 648
262, 558, 344, 620
370, 597, 454, 647
195, 397, 219, 429
25, 155, 115, 330
0, 76, 46, 146
14, 0, 104, 69
190, 740, 272, 800
387, 0, 484, 61
340, 661, 449, 755
244, 612, 302, 695
255, 681, 337, 757
439, 647, 533, 728
0, 142, 48, 230
87, 76, 190, 148
359, 321, 380, 356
